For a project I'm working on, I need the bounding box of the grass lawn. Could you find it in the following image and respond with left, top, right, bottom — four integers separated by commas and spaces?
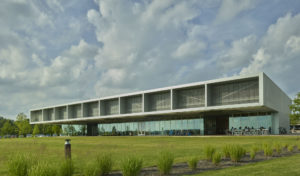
0, 136, 300, 175
192, 153, 300, 176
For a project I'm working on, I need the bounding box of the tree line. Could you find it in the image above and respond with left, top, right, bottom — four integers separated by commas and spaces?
0, 113, 61, 137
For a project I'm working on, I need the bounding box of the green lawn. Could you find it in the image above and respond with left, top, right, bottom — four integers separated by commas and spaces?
0, 136, 300, 175
192, 153, 300, 176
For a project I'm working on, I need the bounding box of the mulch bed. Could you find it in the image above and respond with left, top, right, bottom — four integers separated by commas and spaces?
109, 147, 300, 176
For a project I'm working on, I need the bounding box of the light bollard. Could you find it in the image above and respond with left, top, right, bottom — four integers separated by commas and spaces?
65, 139, 71, 159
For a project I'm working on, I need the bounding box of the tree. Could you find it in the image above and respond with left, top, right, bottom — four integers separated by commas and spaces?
52, 125, 62, 136
1, 121, 14, 135
15, 113, 32, 136
112, 126, 117, 136
64, 125, 76, 136
32, 124, 40, 137
46, 125, 53, 136
79, 125, 86, 136
290, 92, 300, 126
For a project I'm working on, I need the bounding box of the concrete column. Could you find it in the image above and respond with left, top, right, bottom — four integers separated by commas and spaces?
40, 109, 44, 122
170, 89, 173, 110
259, 72, 264, 105
66, 106, 69, 119
205, 84, 208, 107
142, 94, 145, 112
98, 100, 101, 116
118, 97, 121, 114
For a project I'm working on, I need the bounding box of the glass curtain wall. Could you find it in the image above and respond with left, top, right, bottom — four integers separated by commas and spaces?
148, 91, 171, 111
210, 79, 259, 106
174, 87, 205, 109
229, 115, 272, 129
98, 118, 204, 136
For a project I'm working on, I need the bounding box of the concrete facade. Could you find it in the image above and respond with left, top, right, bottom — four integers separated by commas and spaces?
30, 73, 291, 135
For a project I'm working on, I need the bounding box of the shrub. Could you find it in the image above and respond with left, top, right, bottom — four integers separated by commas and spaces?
283, 143, 289, 149
28, 161, 56, 176
222, 145, 232, 158
274, 143, 282, 155
204, 145, 216, 161
229, 145, 246, 162
188, 157, 198, 170
121, 156, 143, 176
263, 144, 273, 157
288, 145, 294, 152
212, 152, 222, 165
8, 154, 35, 176
157, 151, 174, 175
59, 159, 74, 176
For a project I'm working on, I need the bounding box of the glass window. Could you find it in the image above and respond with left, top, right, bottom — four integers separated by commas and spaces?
155, 121, 160, 131
229, 115, 272, 129
182, 120, 187, 130
187, 119, 193, 129
170, 120, 176, 130
175, 120, 182, 130
164, 120, 170, 131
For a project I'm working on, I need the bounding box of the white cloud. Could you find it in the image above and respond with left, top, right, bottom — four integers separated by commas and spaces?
88, 0, 211, 97
218, 35, 257, 71
172, 40, 206, 59
46, 0, 64, 12
240, 13, 300, 74
215, 0, 256, 24
240, 48, 270, 75
285, 36, 300, 55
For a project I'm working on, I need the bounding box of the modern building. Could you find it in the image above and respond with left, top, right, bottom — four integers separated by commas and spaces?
30, 73, 291, 136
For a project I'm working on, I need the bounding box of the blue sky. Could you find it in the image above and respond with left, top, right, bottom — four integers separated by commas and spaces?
1, 0, 300, 120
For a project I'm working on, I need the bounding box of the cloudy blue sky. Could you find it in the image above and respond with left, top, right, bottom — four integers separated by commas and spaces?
1, 0, 300, 120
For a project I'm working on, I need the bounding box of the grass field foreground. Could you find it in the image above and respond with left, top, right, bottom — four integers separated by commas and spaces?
1, 136, 300, 175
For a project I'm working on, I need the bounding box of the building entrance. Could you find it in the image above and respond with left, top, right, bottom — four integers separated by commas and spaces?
204, 116, 229, 135
87, 124, 98, 136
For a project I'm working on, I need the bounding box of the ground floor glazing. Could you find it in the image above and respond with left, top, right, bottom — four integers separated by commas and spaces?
62, 113, 274, 136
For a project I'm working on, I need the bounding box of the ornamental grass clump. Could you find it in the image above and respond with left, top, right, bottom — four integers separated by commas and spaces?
288, 145, 294, 152
59, 159, 74, 176
8, 154, 35, 176
84, 163, 98, 176
157, 151, 174, 175
204, 145, 216, 161
96, 154, 113, 176
250, 145, 259, 160
84, 154, 113, 176
263, 144, 273, 158
28, 161, 57, 176
229, 145, 246, 163
212, 152, 222, 166
121, 156, 143, 176
274, 143, 282, 155
222, 145, 232, 159
188, 157, 198, 170
295, 145, 299, 151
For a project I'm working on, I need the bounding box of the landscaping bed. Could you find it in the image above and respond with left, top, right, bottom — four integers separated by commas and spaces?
109, 146, 300, 176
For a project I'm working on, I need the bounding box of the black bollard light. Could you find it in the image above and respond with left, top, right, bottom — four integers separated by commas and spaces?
65, 139, 71, 159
